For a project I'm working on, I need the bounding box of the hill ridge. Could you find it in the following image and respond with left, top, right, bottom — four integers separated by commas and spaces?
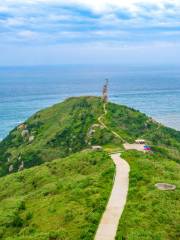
0, 95, 180, 177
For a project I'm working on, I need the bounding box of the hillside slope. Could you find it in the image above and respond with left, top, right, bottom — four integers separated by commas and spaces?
0, 96, 180, 239
0, 97, 117, 176
0, 96, 180, 177
0, 150, 114, 240
116, 150, 180, 240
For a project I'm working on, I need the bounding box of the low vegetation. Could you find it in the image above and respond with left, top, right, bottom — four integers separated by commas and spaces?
0, 96, 179, 239
0, 97, 119, 176
116, 150, 180, 240
105, 102, 180, 150
0, 150, 114, 240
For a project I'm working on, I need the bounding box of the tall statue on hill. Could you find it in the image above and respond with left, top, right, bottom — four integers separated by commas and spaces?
102, 79, 108, 103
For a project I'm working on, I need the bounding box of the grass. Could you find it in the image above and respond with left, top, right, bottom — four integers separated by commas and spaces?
0, 150, 115, 240
102, 143, 124, 154
0, 96, 180, 239
116, 150, 180, 240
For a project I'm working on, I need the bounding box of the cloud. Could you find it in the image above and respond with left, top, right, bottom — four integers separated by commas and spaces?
0, 0, 179, 47
18, 30, 38, 39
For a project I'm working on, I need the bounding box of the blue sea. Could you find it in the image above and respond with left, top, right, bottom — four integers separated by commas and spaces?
0, 65, 180, 140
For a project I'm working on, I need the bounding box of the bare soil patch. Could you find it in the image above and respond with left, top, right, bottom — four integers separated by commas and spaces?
155, 183, 176, 191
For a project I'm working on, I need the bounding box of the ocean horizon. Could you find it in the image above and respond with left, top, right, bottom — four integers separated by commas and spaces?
1, 64, 180, 140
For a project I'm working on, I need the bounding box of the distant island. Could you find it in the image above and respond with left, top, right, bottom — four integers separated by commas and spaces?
0, 95, 179, 239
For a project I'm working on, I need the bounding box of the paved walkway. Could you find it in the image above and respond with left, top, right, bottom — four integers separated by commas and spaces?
94, 153, 130, 240
123, 143, 145, 152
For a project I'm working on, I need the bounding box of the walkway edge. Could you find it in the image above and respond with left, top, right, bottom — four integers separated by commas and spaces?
94, 153, 130, 240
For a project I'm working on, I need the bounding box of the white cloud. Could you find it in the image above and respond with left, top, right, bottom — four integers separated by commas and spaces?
2, 0, 180, 12
6, 17, 25, 26
0, 0, 179, 65
18, 30, 38, 39
2, 0, 180, 27
0, 0, 179, 46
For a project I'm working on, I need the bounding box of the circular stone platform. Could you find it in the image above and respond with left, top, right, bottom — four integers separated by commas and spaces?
155, 183, 176, 191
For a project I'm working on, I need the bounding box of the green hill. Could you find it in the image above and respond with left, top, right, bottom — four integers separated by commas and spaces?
0, 96, 180, 177
0, 96, 122, 176
0, 96, 180, 239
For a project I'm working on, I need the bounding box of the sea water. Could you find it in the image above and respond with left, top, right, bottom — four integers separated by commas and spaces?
0, 65, 180, 140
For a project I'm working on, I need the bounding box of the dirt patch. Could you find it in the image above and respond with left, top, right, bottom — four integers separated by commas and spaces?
155, 183, 176, 191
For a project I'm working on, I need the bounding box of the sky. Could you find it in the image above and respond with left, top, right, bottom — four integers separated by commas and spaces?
0, 0, 180, 66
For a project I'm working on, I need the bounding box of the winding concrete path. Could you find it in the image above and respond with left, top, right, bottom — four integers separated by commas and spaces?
94, 153, 130, 240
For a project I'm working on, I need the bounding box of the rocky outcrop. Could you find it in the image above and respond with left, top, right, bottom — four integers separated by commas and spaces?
29, 135, 35, 143
21, 129, 29, 138
9, 164, 14, 173
18, 161, 24, 171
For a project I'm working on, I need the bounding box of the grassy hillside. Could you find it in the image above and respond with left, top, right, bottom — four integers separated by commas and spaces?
0, 96, 180, 239
104, 102, 180, 161
116, 150, 180, 240
105, 102, 180, 147
0, 97, 119, 176
1, 96, 180, 177
0, 150, 115, 240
